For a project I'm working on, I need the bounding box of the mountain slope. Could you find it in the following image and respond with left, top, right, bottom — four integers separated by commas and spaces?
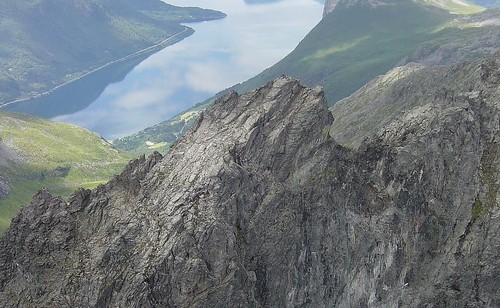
112, 105, 203, 154
323, 0, 484, 16
114, 1, 500, 153
0, 0, 224, 103
229, 0, 493, 105
0, 111, 133, 233
0, 55, 499, 306
330, 52, 500, 148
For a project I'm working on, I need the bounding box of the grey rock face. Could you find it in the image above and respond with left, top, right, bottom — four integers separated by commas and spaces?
331, 53, 500, 149
0, 141, 23, 199
0, 176, 9, 199
323, 0, 340, 15
0, 66, 499, 307
323, 0, 392, 16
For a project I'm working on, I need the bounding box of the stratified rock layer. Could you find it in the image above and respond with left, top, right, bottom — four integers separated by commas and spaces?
0, 62, 499, 307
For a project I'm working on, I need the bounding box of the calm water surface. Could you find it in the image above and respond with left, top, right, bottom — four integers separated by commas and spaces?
53, 0, 323, 139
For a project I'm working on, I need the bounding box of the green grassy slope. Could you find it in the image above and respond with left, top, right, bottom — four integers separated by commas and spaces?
0, 0, 224, 103
113, 105, 206, 155
226, 0, 460, 105
0, 111, 134, 233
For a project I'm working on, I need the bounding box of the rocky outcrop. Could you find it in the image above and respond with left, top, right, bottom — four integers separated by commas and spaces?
323, 0, 340, 15
323, 0, 392, 16
0, 141, 21, 199
331, 52, 500, 148
0, 66, 499, 307
0, 177, 9, 199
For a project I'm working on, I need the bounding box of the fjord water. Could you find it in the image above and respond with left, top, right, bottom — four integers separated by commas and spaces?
11, 0, 323, 140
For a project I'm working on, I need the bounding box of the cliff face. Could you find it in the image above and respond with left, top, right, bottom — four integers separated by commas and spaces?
323, 0, 340, 15
323, 0, 392, 16
0, 57, 499, 307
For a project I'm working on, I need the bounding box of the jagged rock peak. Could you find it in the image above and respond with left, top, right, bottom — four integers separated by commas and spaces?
0, 76, 337, 307
0, 66, 499, 307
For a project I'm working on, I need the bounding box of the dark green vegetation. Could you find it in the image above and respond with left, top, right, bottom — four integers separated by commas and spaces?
0, 111, 134, 233
0, 0, 224, 103
116, 0, 499, 153
231, 0, 477, 105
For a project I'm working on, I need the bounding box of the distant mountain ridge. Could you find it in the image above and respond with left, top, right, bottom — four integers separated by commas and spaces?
0, 55, 498, 306
0, 0, 498, 305
324, 0, 489, 15
234, 0, 493, 104
114, 0, 500, 153
0, 0, 224, 103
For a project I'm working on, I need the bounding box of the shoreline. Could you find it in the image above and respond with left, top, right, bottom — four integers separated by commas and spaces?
0, 27, 194, 109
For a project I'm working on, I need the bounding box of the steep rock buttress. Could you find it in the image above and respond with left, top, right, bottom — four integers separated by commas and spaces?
0, 62, 499, 307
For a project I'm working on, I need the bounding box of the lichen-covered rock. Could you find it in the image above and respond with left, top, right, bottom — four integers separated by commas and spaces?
0, 63, 499, 307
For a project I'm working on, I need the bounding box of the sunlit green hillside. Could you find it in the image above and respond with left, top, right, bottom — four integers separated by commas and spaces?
0, 111, 134, 233
113, 106, 204, 155
420, 0, 484, 13
229, 0, 458, 105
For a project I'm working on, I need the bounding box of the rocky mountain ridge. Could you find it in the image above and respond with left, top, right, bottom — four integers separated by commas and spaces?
115, 0, 500, 154
323, 0, 483, 16
331, 51, 500, 148
0, 54, 499, 306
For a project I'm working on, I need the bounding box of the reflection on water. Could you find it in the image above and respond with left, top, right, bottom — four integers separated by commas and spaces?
11, 0, 323, 140
3, 54, 151, 118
